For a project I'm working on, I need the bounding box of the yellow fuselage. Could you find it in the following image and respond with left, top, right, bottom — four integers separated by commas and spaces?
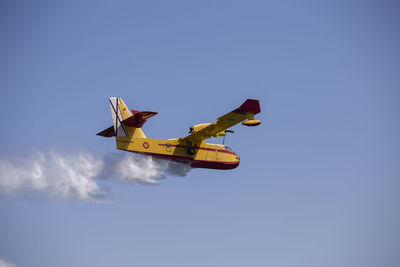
116, 136, 240, 170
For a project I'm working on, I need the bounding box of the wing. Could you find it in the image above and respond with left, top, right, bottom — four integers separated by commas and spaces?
179, 99, 261, 143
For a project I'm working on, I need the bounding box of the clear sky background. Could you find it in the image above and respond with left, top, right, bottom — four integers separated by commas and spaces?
0, 1, 399, 266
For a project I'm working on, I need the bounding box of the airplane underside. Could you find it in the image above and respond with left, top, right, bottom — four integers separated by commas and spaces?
122, 149, 240, 170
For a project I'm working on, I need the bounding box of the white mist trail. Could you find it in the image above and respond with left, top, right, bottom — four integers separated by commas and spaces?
0, 257, 18, 267
0, 151, 191, 201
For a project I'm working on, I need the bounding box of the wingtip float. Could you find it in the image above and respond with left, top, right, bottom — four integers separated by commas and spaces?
97, 97, 261, 170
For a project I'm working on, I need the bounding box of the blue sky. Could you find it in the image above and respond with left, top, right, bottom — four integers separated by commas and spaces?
0, 1, 399, 266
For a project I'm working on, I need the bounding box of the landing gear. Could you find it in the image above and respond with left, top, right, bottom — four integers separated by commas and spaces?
187, 141, 196, 155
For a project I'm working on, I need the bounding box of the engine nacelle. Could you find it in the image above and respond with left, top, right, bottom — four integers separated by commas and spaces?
189, 123, 234, 138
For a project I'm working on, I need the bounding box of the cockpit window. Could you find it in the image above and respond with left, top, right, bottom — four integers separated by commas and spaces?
224, 146, 233, 151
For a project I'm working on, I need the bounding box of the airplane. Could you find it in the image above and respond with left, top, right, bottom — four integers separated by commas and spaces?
97, 97, 261, 170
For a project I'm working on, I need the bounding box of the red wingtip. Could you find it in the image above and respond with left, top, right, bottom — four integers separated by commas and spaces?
238, 99, 260, 114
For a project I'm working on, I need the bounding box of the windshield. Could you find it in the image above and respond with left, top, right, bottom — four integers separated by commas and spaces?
224, 146, 233, 151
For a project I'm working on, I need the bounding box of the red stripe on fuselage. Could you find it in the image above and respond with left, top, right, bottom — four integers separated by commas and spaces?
158, 143, 237, 155
116, 141, 237, 156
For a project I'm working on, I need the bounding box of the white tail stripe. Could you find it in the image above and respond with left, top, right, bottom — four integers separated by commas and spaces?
109, 97, 127, 137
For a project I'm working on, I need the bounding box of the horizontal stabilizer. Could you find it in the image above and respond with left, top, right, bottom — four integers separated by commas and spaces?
97, 110, 157, 138
123, 110, 158, 128
96, 126, 115, 137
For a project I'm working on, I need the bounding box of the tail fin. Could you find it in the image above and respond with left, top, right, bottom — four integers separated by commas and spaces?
97, 97, 151, 138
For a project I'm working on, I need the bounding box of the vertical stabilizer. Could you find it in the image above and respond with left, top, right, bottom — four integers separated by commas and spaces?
97, 97, 147, 139
117, 98, 133, 120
